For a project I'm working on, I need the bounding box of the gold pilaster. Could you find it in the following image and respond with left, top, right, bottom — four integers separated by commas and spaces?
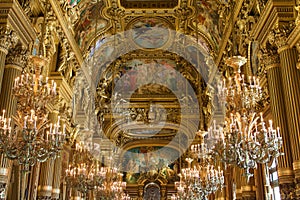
37, 160, 55, 200
234, 167, 242, 200
266, 63, 293, 168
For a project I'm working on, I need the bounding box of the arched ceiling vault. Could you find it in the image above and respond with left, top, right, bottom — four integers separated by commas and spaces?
73, 0, 224, 55
72, 0, 224, 158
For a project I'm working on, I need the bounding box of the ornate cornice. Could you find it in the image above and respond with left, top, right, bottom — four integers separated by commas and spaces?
251, 0, 295, 45
0, 0, 36, 47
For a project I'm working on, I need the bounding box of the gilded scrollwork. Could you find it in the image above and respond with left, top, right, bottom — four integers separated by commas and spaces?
175, 0, 193, 32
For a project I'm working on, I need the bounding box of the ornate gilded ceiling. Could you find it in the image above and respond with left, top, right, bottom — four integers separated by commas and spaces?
68, 0, 227, 163
74, 0, 223, 53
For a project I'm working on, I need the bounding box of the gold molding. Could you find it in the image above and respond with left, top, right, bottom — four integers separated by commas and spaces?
278, 167, 294, 177
37, 185, 52, 192
4, 64, 22, 71
266, 63, 281, 71
293, 160, 300, 170
277, 45, 291, 54
210, 0, 244, 84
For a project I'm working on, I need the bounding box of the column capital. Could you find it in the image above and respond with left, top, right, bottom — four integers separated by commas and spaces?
5, 45, 28, 70
260, 43, 280, 70
0, 26, 19, 55
268, 24, 294, 53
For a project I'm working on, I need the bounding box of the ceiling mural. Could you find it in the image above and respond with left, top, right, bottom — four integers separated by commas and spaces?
116, 59, 186, 95
74, 0, 108, 50
121, 146, 179, 183
192, 0, 222, 49
126, 17, 173, 50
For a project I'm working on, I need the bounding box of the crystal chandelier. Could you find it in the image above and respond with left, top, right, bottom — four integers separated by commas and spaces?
217, 55, 262, 110
65, 144, 96, 197
66, 144, 129, 200
172, 158, 224, 200
172, 131, 224, 200
96, 167, 128, 200
212, 56, 283, 180
0, 55, 66, 170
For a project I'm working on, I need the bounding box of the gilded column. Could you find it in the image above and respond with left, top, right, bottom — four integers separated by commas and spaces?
278, 45, 300, 198
0, 26, 18, 93
235, 167, 242, 200
51, 157, 62, 200
0, 45, 27, 199
241, 169, 256, 200
37, 159, 55, 200
262, 45, 295, 198
37, 112, 59, 200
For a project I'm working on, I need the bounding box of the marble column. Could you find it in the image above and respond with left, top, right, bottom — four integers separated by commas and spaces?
278, 45, 300, 198
0, 45, 27, 200
263, 48, 295, 198
37, 112, 59, 200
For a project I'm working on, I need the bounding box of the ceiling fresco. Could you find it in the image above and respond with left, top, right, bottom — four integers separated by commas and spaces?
121, 146, 180, 183
72, 0, 223, 54
193, 0, 222, 49
126, 17, 173, 50
74, 0, 108, 50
